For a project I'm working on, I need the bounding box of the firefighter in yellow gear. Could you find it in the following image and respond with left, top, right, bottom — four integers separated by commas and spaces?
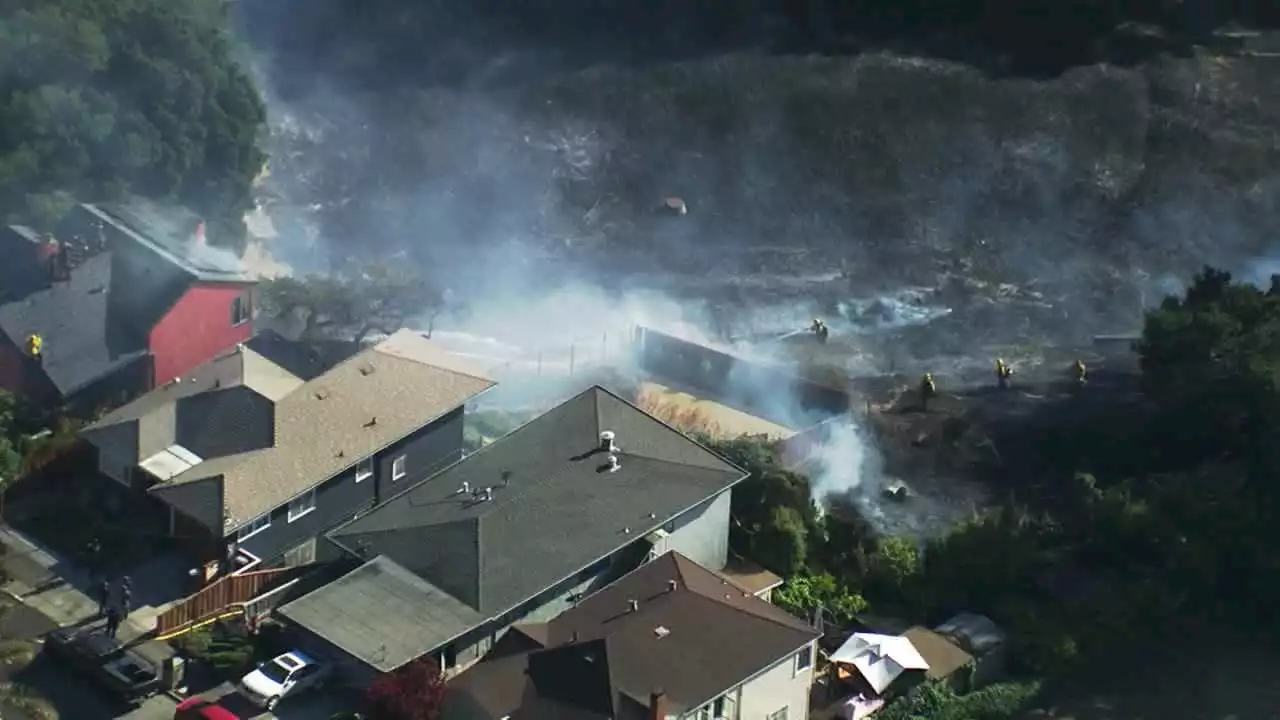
1073, 359, 1087, 386
920, 372, 936, 411
996, 358, 1012, 389
25, 334, 42, 359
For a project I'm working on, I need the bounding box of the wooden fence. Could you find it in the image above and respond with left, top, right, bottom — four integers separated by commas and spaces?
155, 567, 295, 638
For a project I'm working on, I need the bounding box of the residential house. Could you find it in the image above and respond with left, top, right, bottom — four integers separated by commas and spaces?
0, 197, 257, 407
79, 329, 495, 579
930, 613, 1007, 688
444, 550, 821, 720
275, 385, 749, 686
823, 614, 1006, 714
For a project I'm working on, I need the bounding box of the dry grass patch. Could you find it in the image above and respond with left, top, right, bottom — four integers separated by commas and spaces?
634, 387, 723, 436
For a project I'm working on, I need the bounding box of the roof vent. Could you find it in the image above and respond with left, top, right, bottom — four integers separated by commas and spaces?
213, 379, 221, 388
667, 580, 678, 592
235, 342, 245, 352
359, 364, 375, 376
480, 487, 494, 502
606, 455, 620, 472
599, 431, 616, 452
457, 481, 471, 495
314, 389, 329, 400
365, 416, 377, 427
654, 626, 671, 638
628, 599, 639, 612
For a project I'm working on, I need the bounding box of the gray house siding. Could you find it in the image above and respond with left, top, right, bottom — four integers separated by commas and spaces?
374, 406, 465, 505
239, 407, 467, 563
151, 476, 225, 532
654, 489, 732, 571
239, 462, 377, 563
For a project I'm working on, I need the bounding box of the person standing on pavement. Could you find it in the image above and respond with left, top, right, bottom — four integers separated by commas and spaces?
104, 606, 121, 638
96, 578, 110, 616
118, 577, 132, 620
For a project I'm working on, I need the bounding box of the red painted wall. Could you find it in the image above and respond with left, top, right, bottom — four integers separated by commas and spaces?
149, 283, 254, 386
0, 341, 24, 396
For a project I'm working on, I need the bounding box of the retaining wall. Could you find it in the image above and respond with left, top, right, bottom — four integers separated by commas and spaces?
634, 326, 851, 426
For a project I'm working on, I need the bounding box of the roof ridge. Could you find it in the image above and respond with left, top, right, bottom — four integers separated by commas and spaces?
679, 562, 819, 637
370, 330, 496, 383
597, 390, 748, 476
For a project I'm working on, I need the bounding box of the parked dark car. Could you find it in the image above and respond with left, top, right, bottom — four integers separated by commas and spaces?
44, 628, 161, 705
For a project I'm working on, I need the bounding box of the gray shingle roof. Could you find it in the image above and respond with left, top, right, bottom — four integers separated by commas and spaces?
328, 386, 747, 617
83, 330, 496, 528
277, 555, 483, 673
0, 253, 149, 395
81, 199, 250, 283
448, 551, 820, 718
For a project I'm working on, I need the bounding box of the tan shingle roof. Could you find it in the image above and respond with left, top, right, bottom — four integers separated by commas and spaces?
85, 330, 496, 530
85, 344, 305, 458
185, 330, 495, 528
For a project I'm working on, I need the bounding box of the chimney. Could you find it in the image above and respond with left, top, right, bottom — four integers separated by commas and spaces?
628, 599, 639, 612
599, 430, 616, 452
606, 455, 620, 472
649, 689, 667, 720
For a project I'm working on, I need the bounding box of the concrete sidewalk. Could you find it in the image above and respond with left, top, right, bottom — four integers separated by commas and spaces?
0, 523, 171, 659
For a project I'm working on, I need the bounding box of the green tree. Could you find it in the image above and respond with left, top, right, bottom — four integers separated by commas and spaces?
0, 392, 21, 484
703, 436, 826, 576
0, 0, 266, 252
257, 263, 444, 345
773, 572, 867, 626
864, 535, 920, 604
876, 679, 1041, 720
1139, 267, 1280, 462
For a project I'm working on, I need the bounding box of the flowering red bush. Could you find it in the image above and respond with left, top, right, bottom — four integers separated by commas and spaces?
366, 656, 447, 720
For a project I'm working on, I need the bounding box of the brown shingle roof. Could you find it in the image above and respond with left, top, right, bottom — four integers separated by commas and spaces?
84, 330, 496, 528
901, 626, 973, 681
449, 551, 818, 718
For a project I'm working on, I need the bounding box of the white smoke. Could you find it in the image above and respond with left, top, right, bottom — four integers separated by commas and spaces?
809, 419, 879, 504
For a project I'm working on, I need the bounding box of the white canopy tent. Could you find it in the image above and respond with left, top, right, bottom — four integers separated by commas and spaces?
830, 632, 930, 695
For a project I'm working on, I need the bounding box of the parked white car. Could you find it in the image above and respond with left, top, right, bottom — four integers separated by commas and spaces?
238, 651, 328, 711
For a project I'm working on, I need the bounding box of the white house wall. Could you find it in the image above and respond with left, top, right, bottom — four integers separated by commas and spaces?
736, 641, 815, 720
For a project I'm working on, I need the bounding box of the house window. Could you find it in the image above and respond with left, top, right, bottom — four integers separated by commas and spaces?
392, 454, 407, 481
696, 698, 727, 720
236, 514, 270, 542
283, 538, 317, 567
767, 708, 788, 720
355, 458, 373, 482
230, 291, 252, 326
795, 645, 813, 674
287, 489, 316, 522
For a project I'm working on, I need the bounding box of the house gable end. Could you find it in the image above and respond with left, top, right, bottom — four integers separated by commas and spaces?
174, 386, 275, 459
151, 475, 226, 533
329, 520, 481, 611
